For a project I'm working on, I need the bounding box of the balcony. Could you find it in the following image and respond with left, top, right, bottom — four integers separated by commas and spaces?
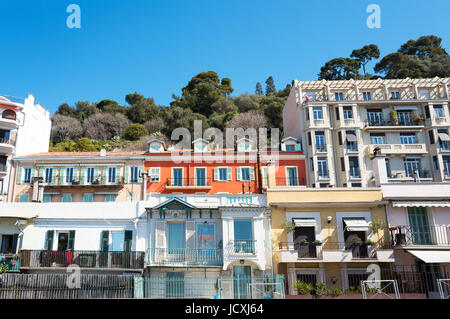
20, 250, 146, 270
279, 242, 323, 259
0, 117, 19, 129
0, 137, 14, 153
0, 253, 21, 272
226, 240, 256, 255
367, 144, 427, 155
348, 167, 361, 179
44, 175, 125, 188
275, 177, 306, 187
165, 178, 212, 189
388, 169, 432, 181
390, 225, 450, 247
147, 248, 223, 267
315, 143, 327, 153
364, 119, 424, 129
317, 169, 330, 179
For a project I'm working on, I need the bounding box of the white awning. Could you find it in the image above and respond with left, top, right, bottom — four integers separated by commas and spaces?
438, 132, 450, 141
346, 134, 357, 142
394, 106, 417, 111
407, 250, 450, 263
293, 218, 317, 228
0, 212, 38, 219
343, 218, 369, 232
392, 201, 450, 208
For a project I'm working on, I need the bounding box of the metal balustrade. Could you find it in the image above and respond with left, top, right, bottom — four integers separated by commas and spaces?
165, 178, 212, 187
19, 250, 146, 269
43, 175, 125, 186
390, 225, 450, 246
275, 177, 306, 186
147, 248, 223, 266
226, 240, 257, 255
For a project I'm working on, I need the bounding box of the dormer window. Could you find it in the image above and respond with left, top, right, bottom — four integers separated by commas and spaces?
192, 138, 209, 152
236, 138, 254, 152
147, 139, 165, 153
281, 137, 301, 152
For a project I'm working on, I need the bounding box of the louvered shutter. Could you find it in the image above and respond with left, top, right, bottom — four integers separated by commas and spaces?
155, 222, 166, 249
16, 167, 23, 184
124, 230, 132, 252
214, 168, 219, 181
67, 230, 75, 251
116, 166, 121, 184
227, 167, 232, 181
59, 167, 65, 185
81, 167, 87, 185
186, 221, 195, 249
101, 231, 109, 252
137, 166, 143, 182
51, 167, 57, 185
249, 167, 255, 180
295, 143, 301, 151
236, 167, 242, 181
45, 230, 54, 250
124, 166, 129, 183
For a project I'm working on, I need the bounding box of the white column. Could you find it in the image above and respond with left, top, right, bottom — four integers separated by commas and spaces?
354, 84, 360, 101
383, 83, 389, 100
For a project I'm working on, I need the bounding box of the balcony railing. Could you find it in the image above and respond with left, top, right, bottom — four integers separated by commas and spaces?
148, 248, 223, 266
390, 225, 450, 246
317, 169, 329, 178
0, 254, 21, 272
315, 143, 327, 152
349, 167, 361, 178
0, 137, 13, 145
20, 250, 146, 269
44, 175, 125, 187
165, 178, 212, 188
275, 177, 306, 187
227, 240, 256, 255
368, 144, 427, 155
364, 118, 424, 127
278, 242, 323, 259
278, 241, 381, 259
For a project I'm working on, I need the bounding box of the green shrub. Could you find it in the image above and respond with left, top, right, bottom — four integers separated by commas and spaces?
296, 281, 313, 295
314, 282, 327, 296
124, 124, 149, 141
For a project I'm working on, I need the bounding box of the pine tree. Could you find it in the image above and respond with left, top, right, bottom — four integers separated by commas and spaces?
265, 76, 276, 95
255, 82, 263, 95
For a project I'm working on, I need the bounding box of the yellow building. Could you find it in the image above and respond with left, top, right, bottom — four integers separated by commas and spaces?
266, 164, 394, 295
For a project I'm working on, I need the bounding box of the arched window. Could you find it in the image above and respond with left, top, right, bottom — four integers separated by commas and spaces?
2, 109, 16, 120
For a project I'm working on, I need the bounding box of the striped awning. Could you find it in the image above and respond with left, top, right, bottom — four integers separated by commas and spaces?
343, 218, 369, 232
346, 134, 357, 142
293, 218, 317, 227
438, 133, 450, 141
392, 201, 450, 208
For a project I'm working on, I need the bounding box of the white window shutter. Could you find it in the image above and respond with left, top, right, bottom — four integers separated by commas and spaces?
249, 167, 255, 180
227, 167, 232, 181
281, 143, 286, 151
262, 167, 268, 187
214, 168, 219, 181
236, 167, 242, 181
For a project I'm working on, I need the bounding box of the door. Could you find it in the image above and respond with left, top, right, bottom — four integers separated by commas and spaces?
168, 223, 185, 262
233, 265, 252, 299
419, 262, 442, 299
408, 207, 432, 245
57, 233, 69, 251
166, 272, 184, 298
234, 219, 253, 253
294, 227, 316, 258
195, 168, 206, 186
286, 167, 298, 186
173, 168, 182, 186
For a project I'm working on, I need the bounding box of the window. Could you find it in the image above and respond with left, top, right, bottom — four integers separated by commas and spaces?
419, 89, 430, 99
317, 158, 328, 177
385, 158, 392, 178
319, 183, 329, 188
309, 158, 314, 172
434, 105, 444, 118
105, 194, 116, 202
286, 167, 298, 186
315, 132, 325, 152
195, 167, 206, 186
340, 157, 345, 171
239, 167, 250, 181
335, 107, 340, 120
397, 111, 414, 125
307, 132, 311, 146
429, 131, 435, 144
305, 92, 317, 102
23, 167, 32, 184
425, 105, 430, 119
351, 183, 362, 187
370, 133, 386, 145
19, 193, 29, 202
400, 134, 416, 144
362, 92, 371, 101
285, 144, 295, 151
443, 156, 450, 176
367, 109, 383, 125
150, 143, 162, 153
149, 167, 160, 182
335, 92, 344, 101
62, 193, 72, 202
343, 106, 353, 119
2, 109, 16, 120
305, 108, 310, 121
345, 130, 357, 151
83, 193, 94, 202
111, 232, 125, 252
404, 159, 420, 177
168, 223, 185, 253
348, 157, 360, 178
44, 168, 53, 184
215, 167, 230, 182
439, 129, 450, 150
108, 167, 116, 184
0, 234, 17, 254
172, 168, 183, 186
65, 167, 74, 184
86, 167, 95, 184
43, 194, 52, 203
433, 156, 439, 171
391, 91, 400, 99
313, 107, 323, 120
338, 132, 342, 145
130, 166, 139, 183
233, 219, 253, 253
197, 224, 215, 250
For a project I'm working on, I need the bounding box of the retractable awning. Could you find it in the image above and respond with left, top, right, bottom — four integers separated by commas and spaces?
343, 218, 369, 232
392, 201, 450, 208
394, 106, 417, 110
438, 133, 450, 141
293, 218, 317, 227
346, 134, 357, 142
407, 250, 450, 263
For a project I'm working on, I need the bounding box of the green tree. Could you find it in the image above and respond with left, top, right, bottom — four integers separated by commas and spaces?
123, 123, 149, 141
350, 44, 380, 76
255, 82, 263, 95
125, 93, 160, 124
260, 95, 285, 129
75, 101, 99, 122
50, 139, 77, 152
162, 106, 208, 136
55, 103, 78, 118
318, 57, 361, 80
75, 138, 99, 152
265, 76, 276, 95
96, 99, 126, 115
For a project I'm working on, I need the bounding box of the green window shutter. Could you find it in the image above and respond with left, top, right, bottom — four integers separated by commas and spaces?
19, 194, 29, 202
116, 166, 121, 184
227, 167, 232, 181
16, 167, 23, 184
124, 230, 132, 252
73, 167, 79, 182
137, 166, 143, 182
214, 168, 219, 181
43, 194, 52, 203
124, 166, 129, 184
295, 143, 301, 152
59, 167, 65, 185
81, 167, 87, 185
102, 167, 107, 184
62, 193, 72, 202
236, 167, 242, 181
45, 230, 54, 250
67, 230, 75, 251
105, 194, 116, 202
51, 167, 57, 185
30, 167, 36, 182
249, 167, 255, 180
94, 167, 99, 183
101, 231, 109, 252
83, 193, 93, 202
39, 167, 45, 179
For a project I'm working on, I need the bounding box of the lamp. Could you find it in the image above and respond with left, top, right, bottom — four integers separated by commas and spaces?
331, 276, 338, 284
239, 259, 245, 265
327, 216, 333, 223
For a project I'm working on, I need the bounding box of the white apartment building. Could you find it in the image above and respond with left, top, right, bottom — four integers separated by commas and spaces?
0, 94, 51, 200
283, 77, 450, 188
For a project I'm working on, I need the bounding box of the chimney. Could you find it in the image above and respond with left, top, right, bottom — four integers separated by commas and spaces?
100, 148, 107, 156
371, 147, 387, 186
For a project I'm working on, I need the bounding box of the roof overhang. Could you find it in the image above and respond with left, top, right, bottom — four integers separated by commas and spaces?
407, 249, 450, 263
392, 200, 450, 208
270, 201, 386, 208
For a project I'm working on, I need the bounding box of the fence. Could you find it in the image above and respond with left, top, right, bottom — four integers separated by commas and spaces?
0, 273, 134, 299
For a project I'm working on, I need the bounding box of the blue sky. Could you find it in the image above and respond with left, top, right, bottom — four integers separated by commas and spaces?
0, 0, 449, 114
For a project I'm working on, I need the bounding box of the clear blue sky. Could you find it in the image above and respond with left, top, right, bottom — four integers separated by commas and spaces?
0, 0, 449, 114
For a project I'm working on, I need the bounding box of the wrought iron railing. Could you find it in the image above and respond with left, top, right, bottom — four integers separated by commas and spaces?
147, 248, 223, 266
165, 177, 212, 187
364, 118, 424, 127
43, 175, 125, 186
390, 225, 450, 246
19, 250, 146, 269
227, 240, 256, 254
275, 177, 306, 186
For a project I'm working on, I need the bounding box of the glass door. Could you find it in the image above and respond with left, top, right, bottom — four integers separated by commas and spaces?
233, 265, 252, 299
172, 168, 182, 186
408, 207, 432, 245
168, 223, 185, 262
195, 168, 206, 186
234, 219, 253, 253
286, 167, 298, 186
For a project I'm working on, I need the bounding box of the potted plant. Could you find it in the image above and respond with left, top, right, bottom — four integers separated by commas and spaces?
389, 226, 398, 231
413, 112, 424, 124
296, 281, 313, 295
299, 239, 308, 245
389, 110, 398, 125
351, 237, 363, 246
366, 239, 374, 246
313, 240, 322, 246
281, 220, 296, 234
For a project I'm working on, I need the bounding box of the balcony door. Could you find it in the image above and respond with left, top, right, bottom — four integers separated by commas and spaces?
172, 168, 183, 186
234, 219, 253, 253
233, 265, 252, 299
286, 167, 298, 186
195, 168, 206, 186
168, 223, 185, 261
293, 227, 316, 258
407, 207, 432, 245
404, 159, 420, 178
